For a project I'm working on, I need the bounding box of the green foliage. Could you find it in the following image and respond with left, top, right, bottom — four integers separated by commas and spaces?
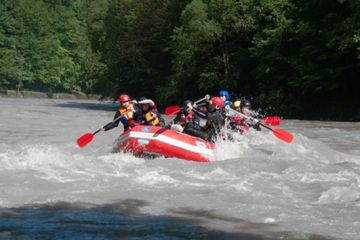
0, 0, 95, 93
0, 0, 359, 119
169, 0, 256, 101
249, 0, 360, 119
86, 0, 185, 101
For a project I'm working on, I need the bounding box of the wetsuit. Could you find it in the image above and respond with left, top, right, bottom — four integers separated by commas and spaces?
193, 104, 225, 142
173, 109, 210, 142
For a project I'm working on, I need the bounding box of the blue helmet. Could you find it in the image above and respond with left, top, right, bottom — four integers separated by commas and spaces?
219, 90, 230, 101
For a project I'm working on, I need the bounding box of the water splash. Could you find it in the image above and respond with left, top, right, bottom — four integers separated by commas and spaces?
0, 98, 360, 239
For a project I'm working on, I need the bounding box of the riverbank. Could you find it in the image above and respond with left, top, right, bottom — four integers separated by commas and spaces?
0, 90, 105, 100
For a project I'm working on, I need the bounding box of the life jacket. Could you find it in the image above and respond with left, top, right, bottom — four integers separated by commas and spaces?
178, 111, 194, 126
230, 113, 249, 133
119, 104, 135, 118
144, 111, 160, 126
118, 104, 137, 130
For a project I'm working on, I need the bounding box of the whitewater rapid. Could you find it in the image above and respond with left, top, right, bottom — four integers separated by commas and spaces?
0, 98, 359, 239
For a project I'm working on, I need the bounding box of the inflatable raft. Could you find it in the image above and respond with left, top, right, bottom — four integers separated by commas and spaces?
116, 125, 214, 162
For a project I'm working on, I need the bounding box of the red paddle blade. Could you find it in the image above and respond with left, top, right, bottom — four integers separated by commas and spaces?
263, 116, 281, 126
77, 133, 94, 147
165, 106, 181, 115
272, 128, 294, 143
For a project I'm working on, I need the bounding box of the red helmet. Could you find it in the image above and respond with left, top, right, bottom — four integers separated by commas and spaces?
211, 97, 224, 109
119, 94, 130, 103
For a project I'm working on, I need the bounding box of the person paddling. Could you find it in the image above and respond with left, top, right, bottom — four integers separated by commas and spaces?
172, 100, 210, 141
229, 100, 249, 134
193, 97, 225, 142
103, 94, 140, 132
229, 99, 260, 133
137, 97, 165, 127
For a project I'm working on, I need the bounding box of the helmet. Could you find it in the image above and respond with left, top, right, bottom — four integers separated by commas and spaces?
233, 100, 241, 108
219, 90, 230, 100
242, 100, 251, 108
139, 97, 147, 102
119, 94, 130, 103
183, 100, 193, 109
211, 97, 224, 109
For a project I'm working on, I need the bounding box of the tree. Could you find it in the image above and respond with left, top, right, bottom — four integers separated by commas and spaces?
169, 0, 255, 100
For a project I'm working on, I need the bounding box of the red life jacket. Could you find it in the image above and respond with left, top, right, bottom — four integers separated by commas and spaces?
179, 111, 194, 125
230, 113, 249, 133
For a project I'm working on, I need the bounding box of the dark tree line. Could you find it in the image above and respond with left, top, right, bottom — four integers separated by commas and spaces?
0, 0, 359, 120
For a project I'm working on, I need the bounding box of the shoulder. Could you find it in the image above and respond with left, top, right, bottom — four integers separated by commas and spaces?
132, 105, 141, 112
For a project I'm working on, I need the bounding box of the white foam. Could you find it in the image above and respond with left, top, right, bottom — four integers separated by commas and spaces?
264, 217, 276, 223
1, 98, 360, 240
136, 171, 179, 185
317, 185, 360, 204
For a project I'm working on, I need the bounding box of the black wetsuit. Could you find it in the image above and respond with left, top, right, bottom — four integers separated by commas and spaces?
192, 105, 224, 142
173, 109, 210, 142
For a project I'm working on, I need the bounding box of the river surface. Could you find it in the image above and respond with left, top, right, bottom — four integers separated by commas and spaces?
0, 98, 359, 240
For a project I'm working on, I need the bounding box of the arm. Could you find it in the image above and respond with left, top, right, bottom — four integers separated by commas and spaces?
103, 111, 121, 131
172, 110, 183, 124
168, 111, 184, 132
192, 108, 207, 119
153, 109, 165, 126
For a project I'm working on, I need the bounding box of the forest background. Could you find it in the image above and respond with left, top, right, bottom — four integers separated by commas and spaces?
0, 0, 359, 120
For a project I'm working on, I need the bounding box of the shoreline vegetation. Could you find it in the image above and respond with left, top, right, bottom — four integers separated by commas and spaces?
2, 91, 360, 123
0, 1, 359, 121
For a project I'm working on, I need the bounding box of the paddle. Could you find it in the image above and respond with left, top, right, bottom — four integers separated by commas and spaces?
77, 115, 123, 148
194, 95, 208, 105
226, 108, 293, 143
164, 96, 208, 116
262, 116, 281, 126
260, 124, 294, 143
164, 106, 181, 115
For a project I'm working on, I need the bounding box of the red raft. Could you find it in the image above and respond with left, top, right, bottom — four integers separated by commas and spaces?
116, 125, 215, 162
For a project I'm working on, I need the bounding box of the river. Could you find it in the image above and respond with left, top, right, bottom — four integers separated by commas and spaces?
0, 98, 359, 239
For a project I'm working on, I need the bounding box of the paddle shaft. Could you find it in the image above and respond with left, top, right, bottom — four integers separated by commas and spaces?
227, 108, 277, 131
88, 111, 128, 137
165, 96, 207, 116
194, 96, 208, 105
226, 108, 293, 143
100, 112, 128, 132
85, 115, 121, 139
226, 108, 259, 124
258, 122, 272, 131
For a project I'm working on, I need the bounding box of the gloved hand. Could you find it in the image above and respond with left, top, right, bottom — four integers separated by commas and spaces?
171, 124, 184, 132
186, 102, 193, 110
225, 105, 230, 112
205, 94, 210, 101
102, 122, 115, 131
253, 123, 261, 131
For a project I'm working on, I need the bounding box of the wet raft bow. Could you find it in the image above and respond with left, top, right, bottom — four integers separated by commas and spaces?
116, 125, 215, 162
